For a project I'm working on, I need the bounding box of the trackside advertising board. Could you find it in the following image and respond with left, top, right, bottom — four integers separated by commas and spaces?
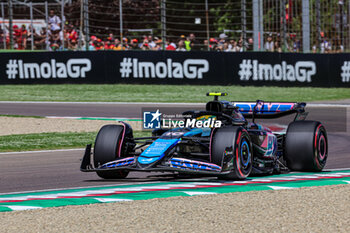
0, 51, 349, 87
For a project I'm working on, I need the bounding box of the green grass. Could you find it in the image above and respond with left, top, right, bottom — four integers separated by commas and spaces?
0, 131, 149, 152
0, 84, 349, 102
0, 114, 44, 118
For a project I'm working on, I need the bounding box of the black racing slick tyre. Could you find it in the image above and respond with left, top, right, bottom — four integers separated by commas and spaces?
94, 124, 132, 179
211, 126, 252, 180
285, 121, 328, 172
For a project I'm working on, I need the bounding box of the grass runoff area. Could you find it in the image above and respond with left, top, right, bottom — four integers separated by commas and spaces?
0, 84, 349, 102
0, 131, 148, 152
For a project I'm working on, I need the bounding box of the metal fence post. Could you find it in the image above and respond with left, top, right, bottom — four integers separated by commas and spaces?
259, 0, 264, 50
45, 1, 49, 50
84, 0, 89, 50
252, 0, 259, 51
30, 2, 34, 50
1, 3, 6, 49
348, 0, 350, 51
161, 0, 166, 50
302, 0, 310, 53
281, 0, 287, 52
8, 0, 13, 50
119, 0, 123, 49
339, 1, 344, 49
78, 0, 83, 50
241, 0, 246, 51
61, 0, 65, 50
316, 0, 321, 52
205, 0, 210, 51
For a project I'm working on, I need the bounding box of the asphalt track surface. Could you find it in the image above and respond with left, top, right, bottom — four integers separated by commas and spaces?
0, 102, 349, 194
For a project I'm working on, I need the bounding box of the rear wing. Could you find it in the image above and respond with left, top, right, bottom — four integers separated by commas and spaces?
232, 101, 307, 119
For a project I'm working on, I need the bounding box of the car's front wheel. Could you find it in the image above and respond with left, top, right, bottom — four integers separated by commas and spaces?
94, 124, 133, 179
211, 126, 252, 180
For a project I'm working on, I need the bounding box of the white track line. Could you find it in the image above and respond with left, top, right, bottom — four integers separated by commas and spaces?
0, 148, 85, 155
0, 180, 167, 196
325, 168, 350, 171
1, 168, 350, 196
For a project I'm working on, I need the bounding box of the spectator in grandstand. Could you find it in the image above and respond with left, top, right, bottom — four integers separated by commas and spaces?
94, 39, 104, 50
237, 38, 244, 52
112, 38, 122, 50
228, 39, 239, 52
107, 33, 114, 42
130, 39, 141, 50
122, 38, 129, 50
34, 27, 47, 50
202, 39, 209, 51
140, 36, 151, 50
176, 40, 186, 51
49, 28, 62, 51
165, 40, 176, 50
333, 37, 344, 53
0, 24, 4, 47
246, 37, 254, 51
90, 35, 97, 46
184, 36, 191, 51
20, 25, 28, 50
291, 36, 301, 53
209, 38, 217, 51
69, 39, 78, 51
320, 35, 331, 53
140, 41, 150, 50
188, 33, 200, 51
223, 41, 231, 52
26, 25, 35, 50
13, 25, 26, 50
218, 33, 228, 45
88, 41, 96, 51
265, 33, 274, 52
66, 24, 78, 49
152, 38, 162, 51
103, 40, 110, 50
274, 40, 282, 52
147, 35, 156, 49
48, 9, 62, 32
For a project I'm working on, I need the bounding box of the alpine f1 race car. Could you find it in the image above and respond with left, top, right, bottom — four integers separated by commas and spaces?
80, 93, 328, 180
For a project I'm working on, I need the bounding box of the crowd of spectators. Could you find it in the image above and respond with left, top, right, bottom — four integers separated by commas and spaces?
85, 33, 255, 52
0, 9, 345, 53
0, 10, 79, 51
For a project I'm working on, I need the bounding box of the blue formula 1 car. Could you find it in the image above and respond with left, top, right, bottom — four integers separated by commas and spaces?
80, 93, 328, 180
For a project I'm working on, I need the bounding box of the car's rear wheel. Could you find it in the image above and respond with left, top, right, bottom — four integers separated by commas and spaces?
211, 126, 252, 180
285, 121, 328, 172
94, 124, 132, 179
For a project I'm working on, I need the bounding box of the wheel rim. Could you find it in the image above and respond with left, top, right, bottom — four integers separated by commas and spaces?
235, 132, 252, 178
318, 133, 327, 161
240, 139, 251, 167
314, 125, 327, 169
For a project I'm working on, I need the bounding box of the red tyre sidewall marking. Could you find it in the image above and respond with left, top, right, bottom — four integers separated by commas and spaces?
235, 130, 245, 178
117, 123, 127, 176
117, 123, 126, 157
314, 124, 323, 169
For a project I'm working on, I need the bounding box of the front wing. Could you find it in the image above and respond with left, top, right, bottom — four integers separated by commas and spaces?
80, 145, 232, 176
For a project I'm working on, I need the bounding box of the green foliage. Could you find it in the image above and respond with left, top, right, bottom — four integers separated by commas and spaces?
0, 131, 149, 152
